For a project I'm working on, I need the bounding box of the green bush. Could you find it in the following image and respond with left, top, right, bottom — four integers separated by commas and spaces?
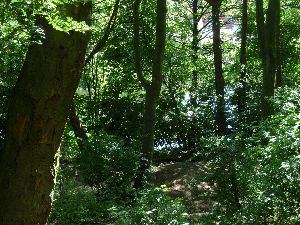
110, 186, 190, 225
199, 88, 300, 225
76, 133, 139, 201
49, 131, 140, 224
49, 170, 107, 225
236, 88, 300, 224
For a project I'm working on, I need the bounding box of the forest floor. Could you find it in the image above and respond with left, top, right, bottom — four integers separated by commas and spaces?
153, 162, 218, 225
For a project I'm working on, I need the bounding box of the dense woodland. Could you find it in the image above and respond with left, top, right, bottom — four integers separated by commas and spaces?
0, 0, 300, 224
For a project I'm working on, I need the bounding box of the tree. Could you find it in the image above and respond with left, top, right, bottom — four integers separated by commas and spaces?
133, 0, 167, 188
69, 0, 120, 152
209, 0, 242, 210
0, 2, 92, 224
190, 0, 210, 103
209, 0, 227, 136
256, 0, 281, 118
237, 0, 248, 113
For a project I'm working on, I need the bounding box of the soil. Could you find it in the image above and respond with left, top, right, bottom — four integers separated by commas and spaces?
153, 162, 217, 224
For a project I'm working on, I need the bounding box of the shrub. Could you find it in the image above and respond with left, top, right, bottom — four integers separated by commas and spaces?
49, 169, 107, 225
110, 186, 190, 225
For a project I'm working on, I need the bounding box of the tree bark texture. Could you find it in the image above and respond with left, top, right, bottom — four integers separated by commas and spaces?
211, 0, 227, 136
0, 3, 91, 224
256, 0, 281, 118
133, 0, 167, 188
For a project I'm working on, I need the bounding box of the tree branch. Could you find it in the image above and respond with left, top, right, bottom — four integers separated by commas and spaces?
84, 0, 121, 66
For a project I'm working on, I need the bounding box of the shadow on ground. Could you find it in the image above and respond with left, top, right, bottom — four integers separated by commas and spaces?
153, 162, 218, 224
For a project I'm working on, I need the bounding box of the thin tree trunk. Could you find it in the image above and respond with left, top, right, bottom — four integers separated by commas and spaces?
230, 162, 242, 210
133, 0, 167, 188
230, 0, 249, 211
275, 3, 282, 87
84, 0, 120, 66
190, 0, 200, 106
237, 0, 248, 113
211, 0, 227, 136
210, 0, 241, 210
0, 3, 91, 224
255, 0, 265, 57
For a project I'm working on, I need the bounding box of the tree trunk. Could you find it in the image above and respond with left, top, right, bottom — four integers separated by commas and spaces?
68, 0, 121, 150
255, 0, 265, 57
0, 3, 91, 224
256, 0, 281, 118
275, 20, 282, 88
210, 0, 241, 210
133, 0, 167, 188
237, 0, 248, 113
211, 0, 227, 136
190, 0, 200, 106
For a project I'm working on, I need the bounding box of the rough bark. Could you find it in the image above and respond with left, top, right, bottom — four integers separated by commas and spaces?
0, 2, 91, 224
133, 0, 167, 188
211, 0, 227, 136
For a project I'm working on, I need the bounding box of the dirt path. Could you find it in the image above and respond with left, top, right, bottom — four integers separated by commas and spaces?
153, 162, 217, 224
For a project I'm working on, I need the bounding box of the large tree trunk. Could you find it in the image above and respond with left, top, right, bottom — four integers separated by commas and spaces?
0, 3, 91, 224
133, 0, 167, 188
262, 0, 280, 118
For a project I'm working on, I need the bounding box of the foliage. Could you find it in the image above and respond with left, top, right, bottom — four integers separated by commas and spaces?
78, 135, 139, 198
110, 186, 190, 225
203, 87, 300, 224
49, 169, 106, 225
235, 88, 300, 225
50, 132, 139, 224
1, 0, 300, 224
61, 128, 139, 200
